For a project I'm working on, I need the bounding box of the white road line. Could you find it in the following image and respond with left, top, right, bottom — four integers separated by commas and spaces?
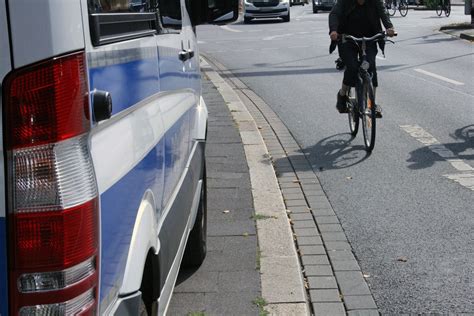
400, 72, 473, 98
197, 41, 206, 44
376, 55, 386, 60
444, 173, 474, 191
220, 25, 242, 33
414, 68, 464, 86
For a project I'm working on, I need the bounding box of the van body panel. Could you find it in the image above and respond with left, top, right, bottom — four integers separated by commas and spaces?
0, 1, 9, 313
7, 0, 84, 68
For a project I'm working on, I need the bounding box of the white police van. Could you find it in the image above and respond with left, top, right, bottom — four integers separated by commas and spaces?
0, 0, 237, 315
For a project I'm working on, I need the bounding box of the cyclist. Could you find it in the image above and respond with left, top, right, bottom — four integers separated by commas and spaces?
329, 0, 396, 117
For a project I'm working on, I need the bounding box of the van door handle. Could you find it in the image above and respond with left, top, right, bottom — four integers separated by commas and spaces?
179, 49, 194, 62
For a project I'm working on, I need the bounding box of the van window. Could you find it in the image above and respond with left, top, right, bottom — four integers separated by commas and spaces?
158, 0, 182, 30
88, 0, 155, 13
88, 0, 159, 45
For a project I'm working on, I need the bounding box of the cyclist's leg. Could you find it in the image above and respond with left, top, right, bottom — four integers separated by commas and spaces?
366, 43, 382, 117
337, 43, 359, 113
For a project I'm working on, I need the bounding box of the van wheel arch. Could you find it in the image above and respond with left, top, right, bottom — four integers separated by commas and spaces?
140, 250, 161, 315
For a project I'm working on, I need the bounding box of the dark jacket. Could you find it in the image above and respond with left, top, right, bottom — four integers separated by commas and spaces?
329, 0, 393, 35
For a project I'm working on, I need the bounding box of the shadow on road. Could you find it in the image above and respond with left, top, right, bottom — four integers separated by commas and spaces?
274, 133, 371, 172
406, 125, 474, 170
222, 64, 404, 78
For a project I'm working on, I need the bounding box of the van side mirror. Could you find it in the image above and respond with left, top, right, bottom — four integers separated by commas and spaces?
187, 0, 239, 26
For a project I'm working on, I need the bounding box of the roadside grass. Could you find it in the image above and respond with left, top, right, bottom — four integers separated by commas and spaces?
256, 248, 262, 271
251, 214, 277, 220
252, 297, 269, 316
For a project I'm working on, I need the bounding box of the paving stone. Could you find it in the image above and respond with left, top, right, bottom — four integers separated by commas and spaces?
347, 309, 380, 316
297, 236, 323, 245
290, 213, 313, 221
328, 250, 356, 261
287, 206, 311, 214
292, 220, 317, 229
204, 291, 259, 315
307, 276, 338, 289
343, 295, 377, 310
322, 232, 348, 242
312, 303, 346, 316
281, 188, 304, 194
283, 193, 306, 200
314, 216, 340, 224
319, 224, 344, 232
335, 271, 371, 296
279, 182, 301, 189
332, 260, 361, 272
277, 176, 299, 183
299, 245, 326, 256
304, 265, 334, 276
308, 198, 332, 209
311, 208, 336, 217
302, 255, 330, 265
310, 289, 342, 302
285, 199, 308, 207
217, 271, 261, 293
294, 228, 319, 237
325, 241, 353, 251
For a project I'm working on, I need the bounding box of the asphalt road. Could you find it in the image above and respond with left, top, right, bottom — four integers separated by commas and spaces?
197, 5, 474, 314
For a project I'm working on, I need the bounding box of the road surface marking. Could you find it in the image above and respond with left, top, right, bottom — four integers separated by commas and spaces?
221, 25, 242, 33
376, 55, 386, 60
197, 41, 206, 44
400, 124, 474, 190
401, 72, 473, 98
444, 173, 474, 191
414, 68, 464, 86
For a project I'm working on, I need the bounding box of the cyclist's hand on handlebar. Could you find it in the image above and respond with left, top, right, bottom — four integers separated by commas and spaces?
330, 31, 339, 41
386, 28, 397, 37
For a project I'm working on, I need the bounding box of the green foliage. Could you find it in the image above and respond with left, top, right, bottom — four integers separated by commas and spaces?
423, 0, 438, 9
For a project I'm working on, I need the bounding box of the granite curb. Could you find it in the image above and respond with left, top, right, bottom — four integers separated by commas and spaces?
202, 54, 379, 315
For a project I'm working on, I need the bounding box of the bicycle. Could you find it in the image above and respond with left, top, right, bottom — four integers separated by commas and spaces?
341, 32, 395, 152
385, 0, 408, 17
436, 0, 451, 17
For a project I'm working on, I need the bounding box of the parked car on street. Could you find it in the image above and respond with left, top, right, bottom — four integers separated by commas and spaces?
312, 0, 336, 13
244, 0, 291, 23
0, 0, 237, 315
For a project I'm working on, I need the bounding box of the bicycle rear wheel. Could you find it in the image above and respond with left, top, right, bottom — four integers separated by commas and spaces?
361, 82, 376, 152
445, 0, 451, 16
386, 0, 396, 15
436, 3, 442, 16
399, 0, 408, 16
347, 95, 359, 137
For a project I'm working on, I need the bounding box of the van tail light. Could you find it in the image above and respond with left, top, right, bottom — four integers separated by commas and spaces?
3, 52, 99, 315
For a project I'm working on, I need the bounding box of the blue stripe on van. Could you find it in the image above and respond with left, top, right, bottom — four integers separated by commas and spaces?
99, 111, 192, 306
0, 217, 8, 315
89, 58, 160, 114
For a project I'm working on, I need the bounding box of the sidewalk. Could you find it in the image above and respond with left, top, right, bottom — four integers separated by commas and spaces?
168, 78, 261, 315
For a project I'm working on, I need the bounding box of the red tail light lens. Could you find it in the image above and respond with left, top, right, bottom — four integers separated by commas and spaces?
4, 52, 89, 150
3, 51, 99, 315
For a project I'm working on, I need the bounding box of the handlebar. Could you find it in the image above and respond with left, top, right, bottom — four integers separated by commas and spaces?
341, 32, 397, 43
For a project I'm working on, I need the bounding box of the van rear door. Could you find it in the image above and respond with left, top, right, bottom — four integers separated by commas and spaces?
0, 1, 11, 314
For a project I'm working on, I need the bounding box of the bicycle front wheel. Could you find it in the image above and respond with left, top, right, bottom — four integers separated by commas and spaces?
399, 0, 408, 16
347, 97, 359, 137
361, 82, 376, 152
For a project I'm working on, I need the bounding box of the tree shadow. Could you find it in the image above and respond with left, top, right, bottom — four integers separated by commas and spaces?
406, 125, 474, 170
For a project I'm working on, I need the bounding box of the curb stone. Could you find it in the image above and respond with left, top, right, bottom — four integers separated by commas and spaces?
202, 54, 379, 315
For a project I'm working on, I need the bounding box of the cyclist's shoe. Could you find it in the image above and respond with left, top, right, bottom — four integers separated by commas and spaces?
335, 58, 345, 70
336, 92, 349, 113
375, 104, 383, 118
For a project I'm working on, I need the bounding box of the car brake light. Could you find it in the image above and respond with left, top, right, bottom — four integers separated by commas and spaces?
3, 52, 99, 315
